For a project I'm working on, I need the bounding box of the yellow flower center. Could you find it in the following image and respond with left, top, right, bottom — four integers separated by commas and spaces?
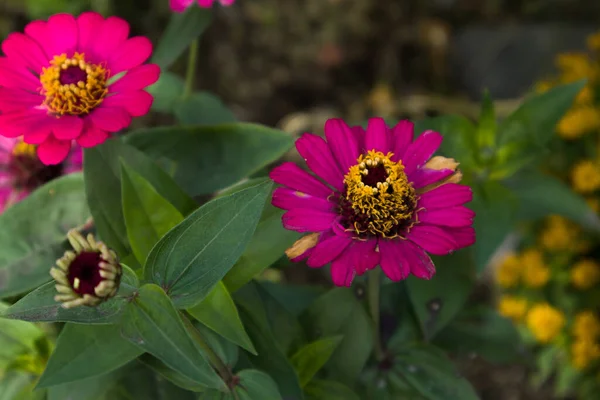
39, 53, 108, 116
12, 140, 37, 157
339, 150, 417, 238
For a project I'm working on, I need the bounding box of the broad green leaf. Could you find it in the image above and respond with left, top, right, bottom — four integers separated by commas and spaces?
224, 203, 300, 293
125, 124, 293, 196
290, 336, 343, 387
147, 72, 185, 113
47, 368, 124, 400
302, 288, 374, 386
200, 370, 282, 400
121, 163, 184, 265
152, 6, 212, 70
111, 363, 199, 400
144, 179, 272, 308
259, 282, 324, 316
119, 284, 225, 390
37, 324, 143, 388
0, 303, 44, 371
84, 139, 196, 257
175, 92, 237, 125
139, 354, 207, 392
414, 115, 476, 168
305, 380, 360, 400
193, 322, 239, 367
393, 344, 478, 400
188, 282, 256, 354
3, 265, 138, 324
406, 251, 474, 340
505, 169, 600, 231
476, 90, 497, 152
0, 174, 89, 298
0, 371, 42, 400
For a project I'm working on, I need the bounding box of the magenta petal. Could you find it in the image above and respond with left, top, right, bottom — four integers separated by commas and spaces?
37, 136, 72, 165
405, 241, 436, 279
88, 107, 131, 132
407, 225, 458, 255
23, 123, 52, 145
103, 91, 153, 117
350, 239, 380, 275
282, 209, 338, 233
0, 88, 43, 113
52, 115, 84, 140
77, 12, 105, 61
364, 117, 390, 153
91, 16, 130, 62
108, 37, 153, 75
295, 133, 344, 191
2, 33, 49, 74
76, 125, 109, 148
401, 131, 443, 176
330, 250, 356, 287
442, 226, 476, 250
0, 111, 47, 138
410, 168, 454, 189
0, 58, 39, 91
379, 239, 410, 281
269, 162, 332, 198
109, 64, 160, 93
170, 0, 195, 12
272, 187, 333, 211
390, 120, 414, 162
418, 183, 473, 209
324, 118, 360, 173
307, 234, 352, 268
418, 206, 475, 228
46, 13, 78, 56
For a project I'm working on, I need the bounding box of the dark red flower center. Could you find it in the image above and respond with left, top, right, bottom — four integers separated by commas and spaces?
8, 143, 63, 191
59, 66, 88, 85
67, 251, 105, 296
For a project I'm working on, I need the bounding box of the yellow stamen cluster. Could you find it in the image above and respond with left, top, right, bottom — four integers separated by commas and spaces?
39, 53, 108, 116
526, 303, 565, 344
11, 139, 36, 157
343, 150, 416, 237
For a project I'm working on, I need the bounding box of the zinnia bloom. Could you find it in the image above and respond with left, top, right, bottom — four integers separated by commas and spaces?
0, 137, 81, 212
170, 0, 235, 12
270, 117, 475, 286
0, 12, 160, 165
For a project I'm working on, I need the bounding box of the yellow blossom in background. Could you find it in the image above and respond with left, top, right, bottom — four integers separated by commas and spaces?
498, 296, 528, 323
571, 160, 600, 193
521, 249, 550, 288
557, 107, 600, 140
555, 52, 597, 82
526, 303, 566, 344
495, 252, 521, 288
575, 85, 594, 104
572, 311, 600, 339
586, 197, 600, 213
539, 215, 579, 252
571, 339, 600, 370
535, 80, 554, 94
571, 259, 600, 290
587, 31, 600, 51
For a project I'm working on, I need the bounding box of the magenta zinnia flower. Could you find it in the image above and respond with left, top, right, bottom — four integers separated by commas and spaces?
169, 0, 235, 13
0, 12, 160, 165
270, 117, 476, 287
0, 137, 81, 212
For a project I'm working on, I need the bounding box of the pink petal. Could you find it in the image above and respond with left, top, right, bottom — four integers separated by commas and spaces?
407, 225, 458, 255
219, 0, 236, 5
0, 111, 47, 138
0, 87, 43, 113
401, 131, 443, 176
76, 125, 109, 148
108, 37, 153, 75
46, 13, 78, 56
51, 115, 84, 140
364, 117, 390, 153
379, 239, 410, 281
102, 91, 153, 117
198, 0, 216, 6
109, 64, 160, 93
324, 118, 360, 173
296, 133, 344, 191
391, 120, 414, 162
0, 57, 39, 91
77, 12, 105, 62
2, 33, 49, 74
418, 206, 475, 228
418, 183, 473, 209
410, 168, 454, 189
65, 146, 84, 172
282, 209, 338, 233
269, 162, 332, 198
349, 239, 380, 275
272, 187, 333, 211
405, 241, 436, 279
330, 250, 357, 287
24, 21, 52, 59
88, 107, 132, 133
37, 136, 72, 165
307, 234, 352, 268
442, 226, 476, 250
23, 122, 52, 145
170, 0, 195, 12
91, 16, 130, 62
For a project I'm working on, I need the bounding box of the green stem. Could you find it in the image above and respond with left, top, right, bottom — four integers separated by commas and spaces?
183, 38, 199, 99
367, 268, 384, 361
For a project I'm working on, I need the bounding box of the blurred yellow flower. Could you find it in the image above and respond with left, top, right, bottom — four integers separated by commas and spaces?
555, 52, 597, 82
539, 215, 579, 252
575, 85, 594, 105
526, 303, 565, 344
535, 80, 554, 94
587, 31, 600, 51
498, 296, 528, 323
571, 259, 600, 290
571, 339, 600, 370
521, 249, 550, 288
572, 311, 600, 339
557, 107, 600, 140
571, 160, 600, 193
586, 197, 600, 213
495, 252, 521, 288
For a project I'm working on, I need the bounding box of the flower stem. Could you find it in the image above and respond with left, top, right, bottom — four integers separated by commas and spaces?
367, 268, 384, 361
183, 38, 199, 100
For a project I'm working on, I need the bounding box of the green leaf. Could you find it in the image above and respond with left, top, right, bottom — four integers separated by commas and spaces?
0, 303, 44, 371
201, 370, 282, 400
139, 354, 207, 392
121, 163, 184, 265
147, 72, 185, 113
0, 174, 89, 299
144, 179, 272, 308
46, 368, 124, 400
301, 288, 374, 386
505, 169, 600, 231
175, 92, 237, 125
290, 336, 343, 387
393, 344, 479, 400
406, 251, 474, 340
187, 282, 256, 354
414, 115, 476, 168
37, 324, 143, 388
151, 7, 212, 70
125, 124, 293, 196
84, 138, 196, 257
305, 380, 361, 400
119, 284, 225, 390
476, 90, 497, 151
259, 282, 324, 317
0, 371, 41, 400
433, 306, 524, 364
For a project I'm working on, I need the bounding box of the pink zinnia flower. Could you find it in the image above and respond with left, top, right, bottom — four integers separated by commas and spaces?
270, 117, 476, 287
0, 137, 82, 212
0, 12, 160, 165
169, 0, 235, 13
